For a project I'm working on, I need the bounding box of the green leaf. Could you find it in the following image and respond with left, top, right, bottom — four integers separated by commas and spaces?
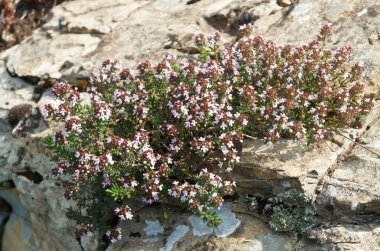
105, 183, 133, 200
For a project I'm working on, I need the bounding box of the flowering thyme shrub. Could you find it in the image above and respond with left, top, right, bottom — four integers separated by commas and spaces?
43, 24, 374, 241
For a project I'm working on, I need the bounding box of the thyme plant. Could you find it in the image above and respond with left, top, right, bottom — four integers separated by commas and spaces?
43, 24, 373, 241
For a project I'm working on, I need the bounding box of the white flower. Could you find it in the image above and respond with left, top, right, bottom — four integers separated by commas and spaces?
340, 105, 347, 113
106, 154, 114, 165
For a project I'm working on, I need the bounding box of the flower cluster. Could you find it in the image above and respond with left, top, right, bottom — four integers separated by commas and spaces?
115, 205, 133, 221
221, 23, 373, 143
44, 24, 373, 242
106, 228, 122, 243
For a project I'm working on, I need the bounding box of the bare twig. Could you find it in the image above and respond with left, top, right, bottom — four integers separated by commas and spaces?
243, 133, 256, 140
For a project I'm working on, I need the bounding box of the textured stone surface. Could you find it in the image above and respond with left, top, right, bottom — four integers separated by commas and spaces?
0, 0, 379, 250
198, 213, 296, 251
316, 116, 380, 221
159, 225, 189, 251
0, 61, 34, 109
187, 201, 241, 238
4, 33, 101, 79
106, 200, 241, 251
144, 220, 165, 243
296, 223, 380, 251
0, 189, 30, 251
60, 0, 149, 34
232, 101, 380, 199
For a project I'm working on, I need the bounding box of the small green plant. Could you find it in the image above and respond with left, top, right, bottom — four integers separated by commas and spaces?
249, 196, 258, 211
43, 24, 372, 242
264, 189, 316, 234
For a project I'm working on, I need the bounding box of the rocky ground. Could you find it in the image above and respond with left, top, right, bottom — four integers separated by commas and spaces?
0, 0, 66, 52
0, 0, 380, 250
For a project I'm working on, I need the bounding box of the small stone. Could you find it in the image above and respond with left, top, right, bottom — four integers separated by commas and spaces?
188, 201, 241, 238
159, 225, 189, 251
188, 215, 213, 236
214, 202, 241, 237
276, 0, 293, 7
144, 220, 164, 243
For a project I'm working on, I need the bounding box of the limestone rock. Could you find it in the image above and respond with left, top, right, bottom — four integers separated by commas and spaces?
59, 0, 150, 34
297, 223, 380, 251
0, 60, 35, 181
187, 201, 241, 238
144, 220, 165, 243
0, 189, 31, 251
5, 33, 101, 79
159, 225, 189, 251
12, 174, 81, 251
202, 213, 296, 251
107, 201, 241, 251
0, 60, 34, 110
0, 115, 13, 175
316, 118, 380, 221
0, 0, 379, 250
204, 0, 282, 34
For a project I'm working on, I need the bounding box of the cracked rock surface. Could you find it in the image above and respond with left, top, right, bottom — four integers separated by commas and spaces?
0, 0, 380, 250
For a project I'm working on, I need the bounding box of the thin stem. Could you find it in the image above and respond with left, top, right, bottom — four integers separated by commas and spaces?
243, 133, 256, 140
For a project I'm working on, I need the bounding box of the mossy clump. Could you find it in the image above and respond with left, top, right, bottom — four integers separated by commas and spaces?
265, 189, 316, 234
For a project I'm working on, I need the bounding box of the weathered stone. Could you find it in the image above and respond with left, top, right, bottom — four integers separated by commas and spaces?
316, 117, 380, 220
0, 60, 35, 180
0, 188, 31, 251
0, 61, 34, 110
296, 223, 380, 251
144, 220, 165, 243
201, 213, 296, 251
187, 201, 241, 238
159, 225, 189, 251
12, 175, 81, 251
317, 156, 380, 218
204, 0, 282, 34
214, 202, 241, 237
4, 33, 101, 79
107, 200, 241, 251
0, 0, 380, 250
60, 0, 150, 34
188, 216, 214, 236
80, 234, 100, 251
11, 108, 47, 137
0, 116, 13, 172
1, 130, 81, 251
